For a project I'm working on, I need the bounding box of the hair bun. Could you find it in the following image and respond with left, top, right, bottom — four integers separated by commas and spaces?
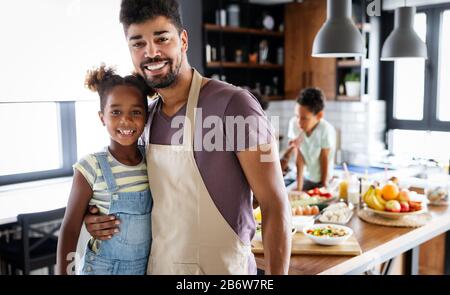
85, 64, 117, 92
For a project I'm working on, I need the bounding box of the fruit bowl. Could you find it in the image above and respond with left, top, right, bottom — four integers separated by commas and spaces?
364, 206, 427, 219
303, 224, 353, 246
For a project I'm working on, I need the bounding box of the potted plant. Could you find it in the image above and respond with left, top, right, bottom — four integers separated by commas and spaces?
344, 73, 361, 97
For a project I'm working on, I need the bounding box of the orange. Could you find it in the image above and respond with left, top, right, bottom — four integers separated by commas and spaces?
381, 182, 399, 201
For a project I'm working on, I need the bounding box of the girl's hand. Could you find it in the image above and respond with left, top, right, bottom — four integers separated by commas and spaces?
84, 206, 121, 240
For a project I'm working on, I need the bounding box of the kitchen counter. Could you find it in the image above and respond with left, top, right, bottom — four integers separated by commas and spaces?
255, 203, 450, 275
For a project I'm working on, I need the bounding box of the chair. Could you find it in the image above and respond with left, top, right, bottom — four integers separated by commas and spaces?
0, 207, 65, 275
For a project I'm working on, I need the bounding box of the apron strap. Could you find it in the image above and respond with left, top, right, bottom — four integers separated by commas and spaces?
182, 69, 203, 148
94, 152, 118, 193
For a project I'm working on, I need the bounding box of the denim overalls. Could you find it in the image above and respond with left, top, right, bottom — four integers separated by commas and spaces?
81, 149, 152, 275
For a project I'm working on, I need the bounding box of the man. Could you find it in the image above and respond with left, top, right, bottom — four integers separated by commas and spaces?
83, 0, 291, 275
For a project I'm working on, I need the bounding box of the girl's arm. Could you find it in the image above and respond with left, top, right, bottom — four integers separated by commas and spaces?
56, 170, 93, 275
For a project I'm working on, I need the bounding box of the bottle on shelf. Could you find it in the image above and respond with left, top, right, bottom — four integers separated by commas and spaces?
258, 40, 269, 64
227, 4, 240, 27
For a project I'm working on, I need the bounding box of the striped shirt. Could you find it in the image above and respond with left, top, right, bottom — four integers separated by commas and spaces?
73, 147, 150, 215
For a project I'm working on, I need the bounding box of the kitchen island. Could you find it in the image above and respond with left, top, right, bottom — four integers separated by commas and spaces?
255, 202, 450, 275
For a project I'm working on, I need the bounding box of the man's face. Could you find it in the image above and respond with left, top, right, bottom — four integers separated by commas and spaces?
295, 104, 321, 133
126, 16, 188, 89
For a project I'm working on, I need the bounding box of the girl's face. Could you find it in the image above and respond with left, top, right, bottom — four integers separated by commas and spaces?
99, 85, 147, 146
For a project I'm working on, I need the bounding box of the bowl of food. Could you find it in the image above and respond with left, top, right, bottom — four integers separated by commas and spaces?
303, 224, 353, 246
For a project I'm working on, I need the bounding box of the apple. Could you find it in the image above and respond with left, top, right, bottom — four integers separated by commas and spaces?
400, 201, 410, 212
398, 189, 411, 202
408, 201, 422, 212
321, 193, 332, 199
385, 200, 401, 213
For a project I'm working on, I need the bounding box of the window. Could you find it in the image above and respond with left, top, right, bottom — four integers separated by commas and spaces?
437, 10, 450, 122
75, 101, 110, 158
0, 0, 131, 102
389, 129, 450, 161
393, 13, 427, 121
0, 103, 61, 176
387, 5, 450, 160
0, 0, 133, 185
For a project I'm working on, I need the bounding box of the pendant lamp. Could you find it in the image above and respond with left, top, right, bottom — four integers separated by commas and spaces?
381, 6, 428, 61
312, 0, 364, 58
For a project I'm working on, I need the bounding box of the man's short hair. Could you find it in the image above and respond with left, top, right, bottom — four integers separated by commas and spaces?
120, 0, 183, 33
296, 88, 325, 115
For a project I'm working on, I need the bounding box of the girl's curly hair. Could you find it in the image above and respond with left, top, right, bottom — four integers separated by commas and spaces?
85, 64, 154, 112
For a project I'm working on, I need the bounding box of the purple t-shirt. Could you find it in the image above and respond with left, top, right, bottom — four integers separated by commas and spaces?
145, 79, 273, 272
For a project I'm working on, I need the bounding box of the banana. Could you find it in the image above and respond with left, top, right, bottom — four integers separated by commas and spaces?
363, 186, 374, 205
374, 189, 387, 206
368, 189, 385, 211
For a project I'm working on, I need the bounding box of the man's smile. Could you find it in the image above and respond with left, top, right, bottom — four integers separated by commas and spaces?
142, 60, 170, 76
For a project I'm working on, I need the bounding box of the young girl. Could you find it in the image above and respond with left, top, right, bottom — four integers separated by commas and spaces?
57, 65, 153, 275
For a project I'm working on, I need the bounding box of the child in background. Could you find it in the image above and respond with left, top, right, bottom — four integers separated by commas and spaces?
57, 65, 154, 275
287, 88, 336, 191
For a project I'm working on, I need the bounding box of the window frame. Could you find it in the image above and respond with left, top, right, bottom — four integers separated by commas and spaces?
0, 101, 77, 186
387, 4, 450, 133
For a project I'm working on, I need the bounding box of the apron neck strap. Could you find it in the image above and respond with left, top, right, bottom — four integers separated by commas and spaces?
183, 69, 203, 148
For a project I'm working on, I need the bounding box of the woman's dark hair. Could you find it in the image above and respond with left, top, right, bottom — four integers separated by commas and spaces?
85, 64, 153, 113
296, 88, 325, 115
120, 0, 183, 34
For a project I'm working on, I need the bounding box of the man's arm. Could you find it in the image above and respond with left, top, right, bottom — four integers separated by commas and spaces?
237, 141, 292, 275
296, 150, 305, 191
319, 148, 330, 187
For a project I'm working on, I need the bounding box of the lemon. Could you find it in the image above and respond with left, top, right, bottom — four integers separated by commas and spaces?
253, 207, 262, 222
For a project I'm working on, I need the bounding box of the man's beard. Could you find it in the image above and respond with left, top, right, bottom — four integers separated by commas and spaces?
141, 54, 182, 89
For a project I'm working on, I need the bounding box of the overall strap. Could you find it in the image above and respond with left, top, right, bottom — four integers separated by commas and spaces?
94, 152, 118, 193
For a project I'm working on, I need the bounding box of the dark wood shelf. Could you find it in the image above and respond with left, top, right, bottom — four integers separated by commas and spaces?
204, 24, 284, 37
206, 62, 283, 69
336, 95, 361, 101
337, 60, 361, 68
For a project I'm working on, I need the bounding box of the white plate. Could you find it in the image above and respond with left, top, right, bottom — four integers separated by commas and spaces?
364, 206, 427, 219
292, 215, 315, 231
318, 210, 353, 225
303, 224, 353, 246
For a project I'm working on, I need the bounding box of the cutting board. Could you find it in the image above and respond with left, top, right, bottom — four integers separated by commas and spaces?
251, 233, 362, 256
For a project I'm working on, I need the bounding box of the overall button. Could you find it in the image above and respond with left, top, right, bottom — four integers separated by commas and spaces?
89, 255, 95, 261
85, 266, 92, 272
112, 194, 119, 200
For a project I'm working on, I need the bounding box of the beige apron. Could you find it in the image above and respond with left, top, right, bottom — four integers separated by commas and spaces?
145, 69, 253, 275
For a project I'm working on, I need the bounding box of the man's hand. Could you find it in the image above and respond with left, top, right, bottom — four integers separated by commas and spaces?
84, 206, 120, 240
